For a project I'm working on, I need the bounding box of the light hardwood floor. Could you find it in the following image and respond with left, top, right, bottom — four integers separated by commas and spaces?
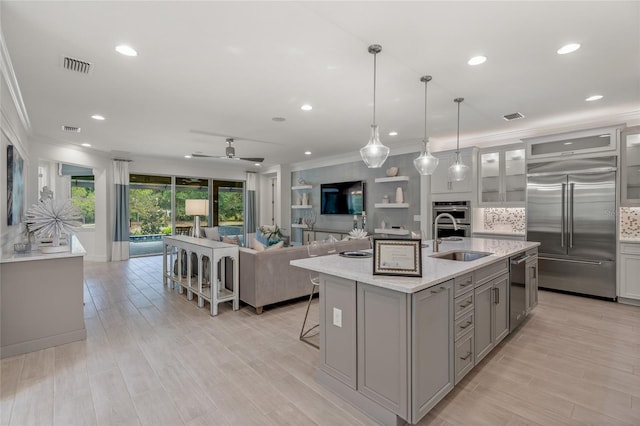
1, 255, 639, 426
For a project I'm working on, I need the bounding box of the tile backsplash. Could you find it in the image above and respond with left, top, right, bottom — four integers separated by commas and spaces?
620, 207, 640, 239
475, 208, 526, 234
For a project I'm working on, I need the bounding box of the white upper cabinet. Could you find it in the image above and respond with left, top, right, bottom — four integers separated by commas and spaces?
524, 125, 619, 160
431, 149, 475, 194
621, 126, 640, 206
478, 144, 525, 206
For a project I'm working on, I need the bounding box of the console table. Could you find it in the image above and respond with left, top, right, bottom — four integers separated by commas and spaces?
162, 235, 239, 316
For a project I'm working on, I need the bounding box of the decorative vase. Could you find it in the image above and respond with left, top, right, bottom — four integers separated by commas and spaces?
382, 195, 390, 204
395, 187, 403, 203
386, 167, 399, 177
302, 193, 309, 205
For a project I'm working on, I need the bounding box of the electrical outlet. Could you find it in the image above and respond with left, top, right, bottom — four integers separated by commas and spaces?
333, 307, 342, 327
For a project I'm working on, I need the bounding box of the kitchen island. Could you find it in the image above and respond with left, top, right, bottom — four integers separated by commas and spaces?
291, 237, 539, 425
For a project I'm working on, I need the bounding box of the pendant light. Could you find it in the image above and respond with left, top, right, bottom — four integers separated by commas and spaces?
413, 75, 439, 175
360, 44, 390, 168
448, 97, 469, 182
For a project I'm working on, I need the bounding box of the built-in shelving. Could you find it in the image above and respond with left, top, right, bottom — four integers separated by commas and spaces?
292, 205, 313, 209
292, 185, 313, 190
291, 224, 309, 228
374, 228, 410, 235
374, 203, 409, 209
374, 176, 410, 183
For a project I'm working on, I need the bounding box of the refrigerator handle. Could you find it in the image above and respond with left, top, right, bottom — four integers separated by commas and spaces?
569, 183, 575, 248
561, 183, 566, 248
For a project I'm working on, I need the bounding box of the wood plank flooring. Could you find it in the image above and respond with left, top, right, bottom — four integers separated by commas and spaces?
1, 255, 639, 425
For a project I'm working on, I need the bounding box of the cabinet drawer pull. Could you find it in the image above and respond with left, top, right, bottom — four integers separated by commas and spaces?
431, 286, 446, 294
459, 301, 472, 309
460, 282, 471, 288
459, 320, 472, 329
493, 287, 500, 304
460, 351, 472, 361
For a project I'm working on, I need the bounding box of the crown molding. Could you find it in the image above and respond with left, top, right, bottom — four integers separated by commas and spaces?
0, 30, 31, 133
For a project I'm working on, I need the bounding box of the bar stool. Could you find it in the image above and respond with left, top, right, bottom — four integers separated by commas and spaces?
299, 238, 336, 348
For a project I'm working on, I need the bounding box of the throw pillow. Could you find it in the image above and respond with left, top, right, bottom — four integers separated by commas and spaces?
265, 240, 284, 250
252, 238, 266, 252
222, 235, 239, 245
256, 228, 281, 247
203, 227, 220, 241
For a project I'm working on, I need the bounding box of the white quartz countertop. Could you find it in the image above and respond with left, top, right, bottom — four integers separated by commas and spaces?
620, 238, 640, 244
472, 231, 525, 237
291, 237, 540, 294
1, 235, 86, 264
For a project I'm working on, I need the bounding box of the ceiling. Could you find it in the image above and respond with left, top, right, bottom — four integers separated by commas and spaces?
2, 1, 639, 170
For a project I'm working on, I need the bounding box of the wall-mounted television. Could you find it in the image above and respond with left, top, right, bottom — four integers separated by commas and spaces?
320, 180, 365, 215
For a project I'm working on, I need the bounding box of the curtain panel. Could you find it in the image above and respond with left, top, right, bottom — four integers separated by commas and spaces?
112, 160, 130, 261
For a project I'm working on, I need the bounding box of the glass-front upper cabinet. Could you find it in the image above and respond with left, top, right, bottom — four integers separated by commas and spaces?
479, 144, 525, 206
621, 126, 640, 206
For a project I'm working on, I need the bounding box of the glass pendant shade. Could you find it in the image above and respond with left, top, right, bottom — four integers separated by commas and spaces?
448, 152, 470, 182
414, 138, 439, 175
360, 44, 389, 168
360, 124, 390, 168
448, 97, 469, 181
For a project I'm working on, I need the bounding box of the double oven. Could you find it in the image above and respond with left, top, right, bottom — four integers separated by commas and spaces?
432, 201, 471, 238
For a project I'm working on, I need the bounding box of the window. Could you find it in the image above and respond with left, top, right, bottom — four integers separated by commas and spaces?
70, 175, 95, 226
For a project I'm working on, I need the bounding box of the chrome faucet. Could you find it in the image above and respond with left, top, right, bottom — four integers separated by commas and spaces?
433, 213, 458, 253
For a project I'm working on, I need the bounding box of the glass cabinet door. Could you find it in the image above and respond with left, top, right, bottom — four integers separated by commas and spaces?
504, 148, 525, 202
480, 151, 500, 203
622, 126, 640, 205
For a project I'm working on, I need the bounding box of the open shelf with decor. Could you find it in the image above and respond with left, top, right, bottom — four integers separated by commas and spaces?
374, 176, 410, 183
291, 185, 313, 191
291, 224, 309, 229
292, 205, 313, 209
375, 203, 409, 209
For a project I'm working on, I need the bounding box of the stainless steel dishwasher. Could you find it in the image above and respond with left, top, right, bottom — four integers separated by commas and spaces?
509, 253, 533, 332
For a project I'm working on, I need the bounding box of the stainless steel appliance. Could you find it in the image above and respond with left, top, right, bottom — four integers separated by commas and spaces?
432, 201, 471, 238
526, 157, 617, 299
509, 252, 532, 331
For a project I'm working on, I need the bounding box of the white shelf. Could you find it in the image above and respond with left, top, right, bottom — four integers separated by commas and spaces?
374, 203, 409, 208
374, 228, 410, 235
374, 176, 410, 183
291, 224, 308, 228
291, 205, 313, 209
291, 185, 313, 190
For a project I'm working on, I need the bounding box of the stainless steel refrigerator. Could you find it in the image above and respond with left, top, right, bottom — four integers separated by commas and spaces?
526, 157, 617, 299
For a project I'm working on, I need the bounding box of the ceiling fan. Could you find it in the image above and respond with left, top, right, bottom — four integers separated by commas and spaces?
191, 138, 265, 163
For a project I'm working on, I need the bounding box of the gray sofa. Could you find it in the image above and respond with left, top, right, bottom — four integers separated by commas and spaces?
239, 239, 371, 313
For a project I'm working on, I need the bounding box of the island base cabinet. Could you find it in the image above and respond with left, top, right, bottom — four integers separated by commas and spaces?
357, 284, 410, 420
320, 275, 358, 389
474, 273, 510, 365
411, 280, 454, 421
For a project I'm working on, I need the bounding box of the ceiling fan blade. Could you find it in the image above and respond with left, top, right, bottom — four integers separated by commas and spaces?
191, 153, 216, 158
189, 129, 283, 146
239, 157, 265, 163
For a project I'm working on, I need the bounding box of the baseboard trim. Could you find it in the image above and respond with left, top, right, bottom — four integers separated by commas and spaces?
1, 328, 86, 359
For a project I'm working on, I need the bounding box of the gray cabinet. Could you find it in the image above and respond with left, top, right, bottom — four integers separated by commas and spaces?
478, 144, 525, 206
619, 243, 640, 302
474, 272, 509, 364
621, 126, 640, 206
431, 149, 475, 194
411, 280, 454, 420
357, 284, 410, 419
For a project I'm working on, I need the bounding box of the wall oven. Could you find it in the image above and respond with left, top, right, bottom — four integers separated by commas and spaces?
432, 201, 471, 238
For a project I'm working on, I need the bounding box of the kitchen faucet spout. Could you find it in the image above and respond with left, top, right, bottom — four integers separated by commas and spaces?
433, 213, 458, 252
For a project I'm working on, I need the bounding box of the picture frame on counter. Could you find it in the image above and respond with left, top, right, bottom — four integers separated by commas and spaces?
373, 238, 422, 277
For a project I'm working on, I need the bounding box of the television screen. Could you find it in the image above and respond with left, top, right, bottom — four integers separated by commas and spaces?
320, 181, 365, 215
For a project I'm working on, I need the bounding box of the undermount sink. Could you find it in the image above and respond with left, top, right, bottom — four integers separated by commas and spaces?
430, 250, 492, 262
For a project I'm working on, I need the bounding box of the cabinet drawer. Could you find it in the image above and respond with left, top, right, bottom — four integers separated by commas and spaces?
621, 243, 640, 255
475, 259, 509, 286
454, 312, 474, 341
454, 273, 474, 297
454, 332, 474, 384
454, 293, 474, 319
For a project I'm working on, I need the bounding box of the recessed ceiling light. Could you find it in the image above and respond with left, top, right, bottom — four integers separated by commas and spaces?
585, 95, 603, 102
272, 117, 286, 122
468, 55, 487, 66
564, 142, 573, 145
300, 104, 313, 111
304, 151, 312, 155
254, 163, 261, 166
184, 155, 192, 159
388, 131, 398, 136
91, 114, 105, 120
557, 43, 580, 55
115, 44, 138, 57
81, 143, 91, 147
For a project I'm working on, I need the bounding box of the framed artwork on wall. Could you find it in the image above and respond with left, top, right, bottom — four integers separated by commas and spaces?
7, 145, 24, 226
